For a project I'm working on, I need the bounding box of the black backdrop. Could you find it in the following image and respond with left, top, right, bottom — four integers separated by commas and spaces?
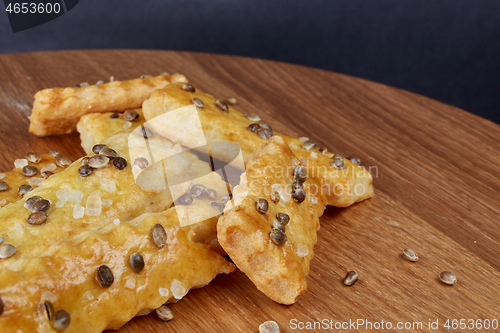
1, 0, 499, 124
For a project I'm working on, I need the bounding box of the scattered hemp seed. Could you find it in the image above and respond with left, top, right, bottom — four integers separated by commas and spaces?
53, 310, 71, 331
151, 224, 167, 248
92, 144, 107, 154
259, 320, 280, 333
99, 147, 117, 158
403, 248, 419, 262
26, 152, 42, 163
331, 159, 345, 169
129, 252, 145, 273
27, 211, 48, 225
181, 83, 195, 93
0, 181, 9, 192
344, 271, 358, 286
56, 156, 72, 168
134, 157, 149, 169
256, 198, 269, 214
96, 265, 114, 288
270, 228, 287, 245
0, 243, 17, 259
78, 165, 93, 177
156, 305, 174, 321
215, 99, 229, 112
257, 128, 273, 139
294, 165, 307, 183
192, 97, 205, 110
123, 109, 139, 121
439, 271, 457, 286
226, 97, 237, 105
248, 123, 260, 132
113, 157, 127, 170
245, 113, 261, 122
348, 156, 361, 165
22, 165, 38, 177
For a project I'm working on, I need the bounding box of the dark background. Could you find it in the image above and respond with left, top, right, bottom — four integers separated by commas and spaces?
1, 0, 499, 124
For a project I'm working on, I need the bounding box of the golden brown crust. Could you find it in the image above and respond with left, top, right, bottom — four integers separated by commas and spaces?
0, 207, 234, 333
217, 136, 327, 304
29, 74, 188, 137
0, 120, 233, 331
142, 83, 374, 207
0, 155, 65, 208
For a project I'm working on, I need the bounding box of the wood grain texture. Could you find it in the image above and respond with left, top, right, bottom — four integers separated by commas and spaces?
0, 50, 499, 332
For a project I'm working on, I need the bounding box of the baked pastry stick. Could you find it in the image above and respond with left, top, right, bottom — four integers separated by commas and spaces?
0, 130, 198, 270
218, 136, 327, 304
77, 108, 147, 155
76, 110, 234, 255
0, 154, 66, 209
142, 83, 374, 207
29, 74, 188, 136
0, 206, 234, 332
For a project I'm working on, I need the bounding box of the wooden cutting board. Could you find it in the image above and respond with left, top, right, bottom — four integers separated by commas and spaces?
0, 50, 499, 332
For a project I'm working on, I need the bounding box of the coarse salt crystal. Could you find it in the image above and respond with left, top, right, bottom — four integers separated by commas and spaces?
123, 122, 132, 129
0, 173, 4, 179
28, 177, 44, 187
132, 165, 141, 175
113, 219, 120, 225
80, 82, 89, 87
101, 179, 116, 193
171, 279, 186, 299
40, 164, 57, 173
310, 152, 317, 159
56, 200, 66, 208
289, 143, 298, 149
56, 189, 83, 204
86, 191, 102, 216
73, 204, 85, 219
300, 158, 307, 166
297, 244, 309, 258
310, 195, 318, 204
159, 288, 169, 297
299, 137, 309, 142
83, 291, 94, 300
14, 159, 28, 169
110, 76, 115, 82
102, 199, 113, 206
125, 278, 136, 289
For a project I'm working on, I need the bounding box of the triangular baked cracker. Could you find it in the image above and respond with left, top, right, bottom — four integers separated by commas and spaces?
0, 130, 197, 269
0, 154, 66, 209
218, 136, 327, 304
29, 74, 187, 136
142, 83, 373, 207
0, 205, 234, 332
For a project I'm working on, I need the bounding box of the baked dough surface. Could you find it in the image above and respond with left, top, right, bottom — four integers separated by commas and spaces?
142, 83, 374, 207
217, 136, 327, 304
29, 74, 187, 136
0, 155, 65, 208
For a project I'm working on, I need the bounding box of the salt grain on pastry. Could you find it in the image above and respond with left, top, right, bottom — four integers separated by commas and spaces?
85, 191, 102, 216
171, 279, 186, 299
297, 244, 308, 258
14, 159, 28, 169
73, 204, 85, 219
158, 288, 169, 297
